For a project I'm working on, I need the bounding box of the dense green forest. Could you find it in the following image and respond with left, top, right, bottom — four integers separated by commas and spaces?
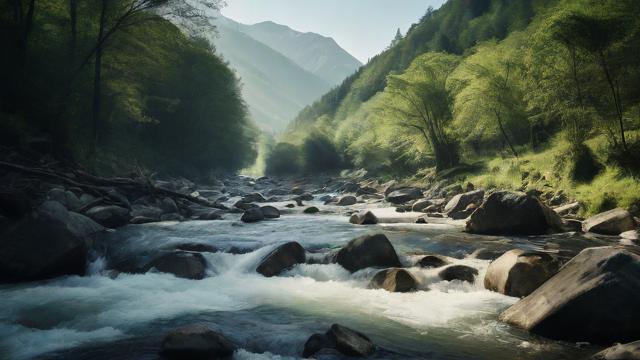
0, 0, 257, 176
268, 0, 640, 214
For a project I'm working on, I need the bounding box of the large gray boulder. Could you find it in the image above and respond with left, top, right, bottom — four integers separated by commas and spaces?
146, 251, 207, 280
484, 250, 559, 298
259, 206, 280, 219
256, 242, 305, 277
411, 199, 432, 212
242, 192, 266, 203
0, 201, 102, 282
160, 324, 236, 359
386, 187, 422, 204
592, 341, 640, 360
369, 268, 418, 292
500, 247, 640, 344
466, 191, 563, 235
444, 189, 485, 215
336, 234, 401, 273
46, 188, 82, 211
582, 208, 636, 235
303, 324, 375, 358
85, 205, 131, 228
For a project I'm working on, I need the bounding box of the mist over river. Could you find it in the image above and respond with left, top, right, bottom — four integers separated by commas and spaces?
0, 198, 604, 360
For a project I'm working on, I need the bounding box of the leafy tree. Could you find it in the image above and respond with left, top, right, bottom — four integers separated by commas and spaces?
265, 143, 302, 176
383, 52, 460, 171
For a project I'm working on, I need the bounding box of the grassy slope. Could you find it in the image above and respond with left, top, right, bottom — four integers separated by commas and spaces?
444, 132, 640, 216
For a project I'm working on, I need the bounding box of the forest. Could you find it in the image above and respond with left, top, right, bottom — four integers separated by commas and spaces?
0, 0, 257, 176
270, 0, 640, 215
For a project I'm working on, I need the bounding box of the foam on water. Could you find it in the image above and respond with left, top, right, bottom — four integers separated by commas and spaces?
0, 209, 589, 359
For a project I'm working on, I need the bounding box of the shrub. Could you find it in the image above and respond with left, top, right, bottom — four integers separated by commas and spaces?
301, 133, 344, 174
265, 143, 302, 176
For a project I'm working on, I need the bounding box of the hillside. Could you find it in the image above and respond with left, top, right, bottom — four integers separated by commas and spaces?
272, 0, 640, 214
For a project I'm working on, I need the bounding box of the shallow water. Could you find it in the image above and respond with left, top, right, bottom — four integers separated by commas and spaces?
0, 200, 605, 360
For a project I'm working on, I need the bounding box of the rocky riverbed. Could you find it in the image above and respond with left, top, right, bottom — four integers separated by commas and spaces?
0, 173, 639, 360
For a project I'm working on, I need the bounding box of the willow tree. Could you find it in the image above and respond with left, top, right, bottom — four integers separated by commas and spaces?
383, 52, 460, 171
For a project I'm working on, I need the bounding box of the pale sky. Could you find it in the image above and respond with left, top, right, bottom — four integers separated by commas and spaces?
221, 0, 447, 63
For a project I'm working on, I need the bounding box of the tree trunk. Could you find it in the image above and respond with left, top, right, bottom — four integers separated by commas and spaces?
494, 109, 518, 158
598, 51, 628, 152
92, 0, 108, 154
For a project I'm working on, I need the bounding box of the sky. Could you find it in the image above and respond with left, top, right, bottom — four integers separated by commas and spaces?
222, 0, 447, 63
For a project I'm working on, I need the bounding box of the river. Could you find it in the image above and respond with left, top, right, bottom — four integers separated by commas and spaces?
0, 193, 607, 360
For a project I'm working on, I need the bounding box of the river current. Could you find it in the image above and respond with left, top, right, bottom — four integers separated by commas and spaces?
0, 197, 606, 360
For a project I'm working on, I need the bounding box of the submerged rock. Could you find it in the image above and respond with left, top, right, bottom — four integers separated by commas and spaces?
259, 205, 280, 219
241, 207, 264, 223
85, 205, 131, 228
336, 234, 401, 273
484, 249, 559, 298
591, 340, 640, 360
417, 255, 449, 268
466, 191, 563, 235
439, 265, 478, 283
349, 211, 378, 225
147, 251, 207, 280
386, 187, 422, 204
304, 206, 320, 214
303, 324, 375, 358
369, 268, 418, 292
582, 208, 636, 235
500, 246, 640, 344
256, 242, 305, 277
0, 201, 101, 282
160, 324, 236, 360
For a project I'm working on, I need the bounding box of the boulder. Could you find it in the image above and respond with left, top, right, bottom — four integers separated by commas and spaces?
349, 211, 378, 225
131, 205, 163, 220
259, 206, 280, 219
356, 187, 378, 196
46, 188, 82, 211
198, 211, 223, 221
241, 208, 264, 223
85, 205, 131, 228
369, 268, 418, 292
146, 251, 207, 280
417, 255, 449, 268
411, 199, 432, 212
242, 192, 266, 203
386, 187, 422, 204
160, 324, 236, 360
484, 250, 559, 298
234, 201, 258, 211
591, 341, 640, 360
337, 196, 357, 206
336, 234, 401, 273
554, 202, 580, 216
256, 242, 305, 277
172, 243, 218, 253
621, 230, 639, 241
466, 191, 563, 235
499, 247, 640, 344
444, 189, 485, 215
303, 324, 375, 358
582, 208, 636, 235
160, 197, 179, 214
0, 201, 100, 282
439, 265, 478, 283
304, 206, 320, 214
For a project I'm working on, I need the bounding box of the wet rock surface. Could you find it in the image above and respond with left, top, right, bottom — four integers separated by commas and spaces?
336, 234, 402, 273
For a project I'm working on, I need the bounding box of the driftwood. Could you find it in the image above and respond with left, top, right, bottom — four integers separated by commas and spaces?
0, 161, 217, 210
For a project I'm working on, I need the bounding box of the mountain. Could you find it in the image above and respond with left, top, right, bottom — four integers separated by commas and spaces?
238, 21, 363, 86
212, 19, 332, 132
209, 15, 361, 132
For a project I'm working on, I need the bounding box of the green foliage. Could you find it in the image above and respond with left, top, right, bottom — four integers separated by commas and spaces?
301, 132, 343, 174
0, 0, 256, 176
265, 143, 302, 176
